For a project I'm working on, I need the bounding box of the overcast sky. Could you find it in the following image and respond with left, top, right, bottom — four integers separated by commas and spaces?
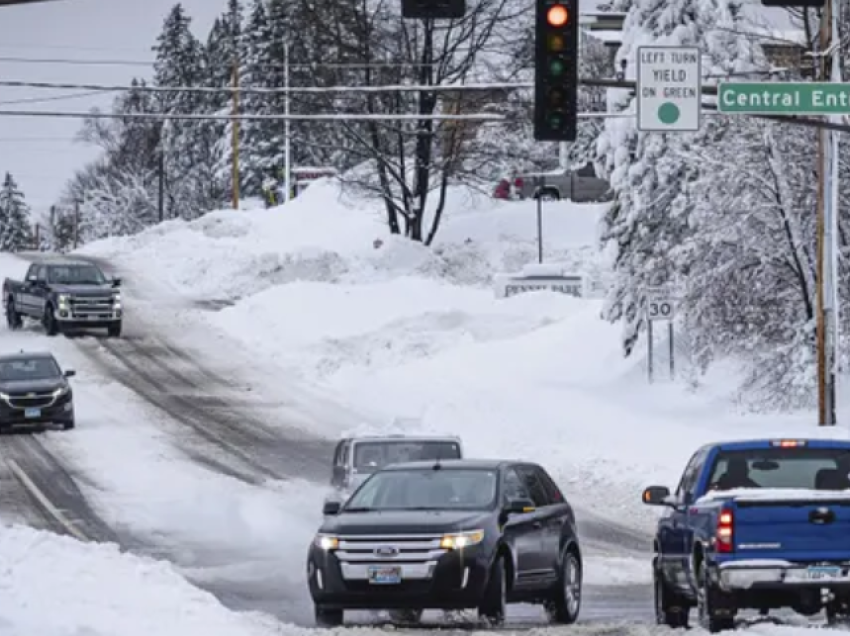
0, 0, 793, 218
0, 0, 222, 217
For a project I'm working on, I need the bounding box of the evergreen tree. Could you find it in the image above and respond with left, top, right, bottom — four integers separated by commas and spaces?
0, 173, 33, 252
238, 0, 274, 196
207, 0, 245, 201
153, 4, 216, 217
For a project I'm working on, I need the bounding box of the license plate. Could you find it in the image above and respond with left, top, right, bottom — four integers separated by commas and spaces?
807, 565, 842, 580
24, 408, 40, 418
367, 566, 402, 584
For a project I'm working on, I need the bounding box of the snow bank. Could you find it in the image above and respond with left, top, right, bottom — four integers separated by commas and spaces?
78, 181, 610, 299
0, 523, 278, 636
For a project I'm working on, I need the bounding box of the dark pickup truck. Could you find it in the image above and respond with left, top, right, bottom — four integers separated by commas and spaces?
3, 259, 122, 337
643, 438, 850, 632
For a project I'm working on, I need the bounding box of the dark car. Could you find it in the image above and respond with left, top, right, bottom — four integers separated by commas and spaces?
0, 351, 75, 431
307, 459, 582, 627
4, 259, 122, 337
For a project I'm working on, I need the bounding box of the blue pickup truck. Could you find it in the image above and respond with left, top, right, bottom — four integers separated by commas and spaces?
643, 438, 850, 632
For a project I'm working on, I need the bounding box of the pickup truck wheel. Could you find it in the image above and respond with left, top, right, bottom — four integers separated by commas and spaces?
314, 605, 343, 627
478, 554, 506, 625
388, 609, 423, 623
5, 298, 21, 330
697, 564, 735, 632
547, 546, 581, 624
654, 565, 689, 628
42, 306, 59, 336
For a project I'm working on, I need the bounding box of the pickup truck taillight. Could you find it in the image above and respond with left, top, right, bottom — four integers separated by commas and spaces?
716, 508, 734, 553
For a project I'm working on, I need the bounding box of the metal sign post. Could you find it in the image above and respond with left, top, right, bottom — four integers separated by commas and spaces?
534, 176, 543, 263
645, 287, 677, 383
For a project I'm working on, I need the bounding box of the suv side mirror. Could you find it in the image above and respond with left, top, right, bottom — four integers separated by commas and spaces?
112, 278, 121, 287
503, 497, 536, 516
642, 485, 673, 506
64, 369, 75, 377
323, 500, 342, 515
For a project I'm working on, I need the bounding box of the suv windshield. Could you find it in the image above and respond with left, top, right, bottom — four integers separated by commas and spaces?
47, 265, 106, 285
708, 448, 850, 491
352, 440, 461, 474
345, 468, 497, 511
0, 358, 60, 381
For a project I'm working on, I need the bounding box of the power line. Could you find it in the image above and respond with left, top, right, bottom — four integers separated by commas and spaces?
0, 90, 110, 106
0, 55, 152, 67
0, 136, 76, 141
0, 109, 506, 121
0, 55, 447, 69
0, 79, 529, 94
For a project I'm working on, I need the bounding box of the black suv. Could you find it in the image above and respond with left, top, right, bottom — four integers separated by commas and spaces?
0, 351, 75, 431
307, 459, 582, 627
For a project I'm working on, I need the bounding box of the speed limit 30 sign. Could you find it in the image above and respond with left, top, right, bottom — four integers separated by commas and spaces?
646, 294, 675, 321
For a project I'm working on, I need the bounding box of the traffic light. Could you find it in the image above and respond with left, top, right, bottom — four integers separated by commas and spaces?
401, 0, 465, 19
534, 0, 579, 141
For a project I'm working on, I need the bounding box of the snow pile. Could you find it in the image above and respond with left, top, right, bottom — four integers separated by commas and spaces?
79, 181, 610, 299
0, 523, 279, 636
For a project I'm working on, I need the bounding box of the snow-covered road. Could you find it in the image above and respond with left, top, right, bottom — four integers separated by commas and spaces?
0, 251, 659, 631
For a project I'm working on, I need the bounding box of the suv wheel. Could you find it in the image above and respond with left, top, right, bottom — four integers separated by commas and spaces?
314, 605, 343, 627
547, 546, 581, 624
478, 553, 506, 625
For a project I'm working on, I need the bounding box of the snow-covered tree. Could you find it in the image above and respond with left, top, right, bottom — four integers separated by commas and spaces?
0, 173, 33, 252
153, 4, 217, 218
595, 0, 763, 355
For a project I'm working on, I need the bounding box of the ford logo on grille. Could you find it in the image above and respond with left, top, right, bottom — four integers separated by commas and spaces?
374, 545, 399, 557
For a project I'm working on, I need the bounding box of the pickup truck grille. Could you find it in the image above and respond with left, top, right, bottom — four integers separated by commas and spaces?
67, 295, 114, 318
335, 534, 447, 582
6, 392, 56, 408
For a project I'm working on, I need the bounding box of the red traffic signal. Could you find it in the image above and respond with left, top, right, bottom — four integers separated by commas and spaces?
547, 4, 568, 26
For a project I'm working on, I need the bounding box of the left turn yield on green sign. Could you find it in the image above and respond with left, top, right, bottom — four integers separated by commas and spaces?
636, 46, 702, 132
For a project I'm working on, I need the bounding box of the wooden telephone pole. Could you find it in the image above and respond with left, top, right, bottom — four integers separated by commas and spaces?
816, 0, 839, 426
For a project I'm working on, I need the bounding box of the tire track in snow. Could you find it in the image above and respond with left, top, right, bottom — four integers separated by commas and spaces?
0, 433, 117, 542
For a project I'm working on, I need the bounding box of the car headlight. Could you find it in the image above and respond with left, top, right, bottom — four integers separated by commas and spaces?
57, 294, 69, 305
314, 534, 339, 550
440, 529, 485, 549
52, 386, 68, 398
0, 392, 9, 402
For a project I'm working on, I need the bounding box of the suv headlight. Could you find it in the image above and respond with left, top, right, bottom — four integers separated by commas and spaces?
52, 386, 68, 398
113, 292, 121, 307
314, 534, 339, 550
57, 294, 69, 306
440, 529, 484, 549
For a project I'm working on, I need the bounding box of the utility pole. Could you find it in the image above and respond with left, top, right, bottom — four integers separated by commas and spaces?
231, 61, 240, 210
816, 0, 839, 426
284, 40, 292, 203
73, 199, 80, 249
157, 144, 165, 222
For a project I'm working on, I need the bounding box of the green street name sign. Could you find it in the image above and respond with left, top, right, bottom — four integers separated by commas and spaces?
717, 82, 850, 114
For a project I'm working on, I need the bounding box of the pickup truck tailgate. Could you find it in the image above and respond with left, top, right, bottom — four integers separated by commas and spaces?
733, 495, 850, 558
